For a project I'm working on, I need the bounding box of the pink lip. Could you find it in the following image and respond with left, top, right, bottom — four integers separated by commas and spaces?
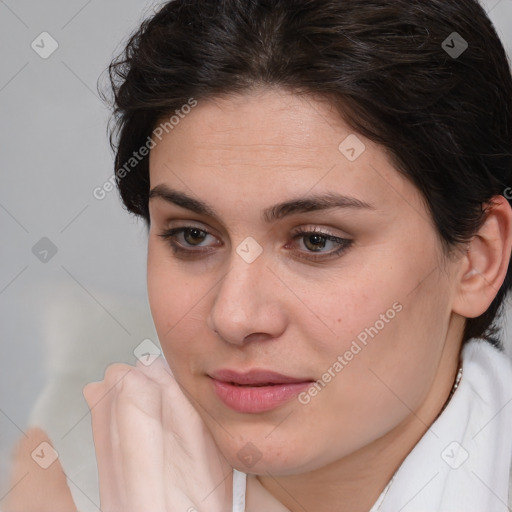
209, 369, 314, 413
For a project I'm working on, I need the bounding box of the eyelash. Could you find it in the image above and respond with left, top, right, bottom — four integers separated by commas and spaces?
290, 228, 353, 260
157, 225, 353, 261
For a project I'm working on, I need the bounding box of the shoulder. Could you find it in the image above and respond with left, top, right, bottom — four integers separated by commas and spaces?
3, 427, 77, 512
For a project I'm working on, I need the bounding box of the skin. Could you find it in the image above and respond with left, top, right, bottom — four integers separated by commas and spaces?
7, 87, 510, 512
4, 428, 76, 512
146, 87, 512, 511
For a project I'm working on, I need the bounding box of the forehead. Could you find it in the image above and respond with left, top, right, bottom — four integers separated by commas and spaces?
148, 89, 421, 219
151, 89, 347, 162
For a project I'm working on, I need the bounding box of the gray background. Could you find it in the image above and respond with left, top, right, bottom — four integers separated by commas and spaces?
0, 0, 511, 497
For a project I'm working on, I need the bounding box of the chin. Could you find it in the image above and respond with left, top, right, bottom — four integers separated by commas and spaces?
215, 433, 326, 476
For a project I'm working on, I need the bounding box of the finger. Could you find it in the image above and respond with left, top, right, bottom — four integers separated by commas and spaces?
137, 358, 233, 508
135, 356, 229, 465
84, 365, 133, 510
85, 381, 120, 510
134, 356, 176, 387
113, 367, 168, 512
136, 357, 204, 425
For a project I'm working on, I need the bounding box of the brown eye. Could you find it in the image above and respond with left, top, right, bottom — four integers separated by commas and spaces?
303, 234, 328, 252
157, 226, 220, 257
289, 228, 353, 261
183, 228, 207, 246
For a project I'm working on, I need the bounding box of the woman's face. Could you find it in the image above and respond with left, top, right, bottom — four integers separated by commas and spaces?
147, 88, 463, 474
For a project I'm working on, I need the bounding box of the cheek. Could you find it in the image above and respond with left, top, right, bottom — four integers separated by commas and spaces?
325, 293, 451, 434
299, 248, 452, 425
297, 257, 406, 359
147, 241, 179, 334
146, 240, 208, 364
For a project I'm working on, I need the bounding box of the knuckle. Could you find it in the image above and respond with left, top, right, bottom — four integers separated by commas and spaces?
82, 381, 101, 404
114, 371, 163, 419
123, 370, 161, 400
103, 363, 135, 387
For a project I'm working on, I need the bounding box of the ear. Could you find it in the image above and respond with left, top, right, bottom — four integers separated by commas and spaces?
452, 195, 512, 319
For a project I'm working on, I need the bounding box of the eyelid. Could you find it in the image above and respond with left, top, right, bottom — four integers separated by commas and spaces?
288, 224, 355, 251
160, 219, 222, 240
162, 218, 217, 231
289, 224, 351, 239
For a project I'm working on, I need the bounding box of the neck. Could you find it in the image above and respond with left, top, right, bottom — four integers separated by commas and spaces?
255, 321, 464, 512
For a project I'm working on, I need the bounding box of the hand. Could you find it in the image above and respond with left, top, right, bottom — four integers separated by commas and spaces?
83, 356, 233, 512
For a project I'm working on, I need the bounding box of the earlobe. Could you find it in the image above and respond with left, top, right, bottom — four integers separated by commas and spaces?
453, 195, 512, 319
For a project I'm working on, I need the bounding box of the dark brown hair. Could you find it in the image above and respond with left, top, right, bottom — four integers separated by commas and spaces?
104, 0, 512, 347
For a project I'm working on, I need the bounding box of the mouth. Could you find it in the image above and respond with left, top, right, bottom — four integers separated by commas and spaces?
209, 369, 315, 413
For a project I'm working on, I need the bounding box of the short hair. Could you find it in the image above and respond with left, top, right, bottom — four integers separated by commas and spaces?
104, 0, 512, 347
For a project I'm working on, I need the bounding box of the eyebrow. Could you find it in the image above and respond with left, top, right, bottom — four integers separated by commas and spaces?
148, 184, 374, 223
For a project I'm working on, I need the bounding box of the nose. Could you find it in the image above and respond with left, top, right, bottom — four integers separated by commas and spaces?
206, 250, 288, 345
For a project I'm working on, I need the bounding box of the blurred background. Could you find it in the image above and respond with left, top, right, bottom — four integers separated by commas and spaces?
0, 0, 165, 501
1, 0, 512, 507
